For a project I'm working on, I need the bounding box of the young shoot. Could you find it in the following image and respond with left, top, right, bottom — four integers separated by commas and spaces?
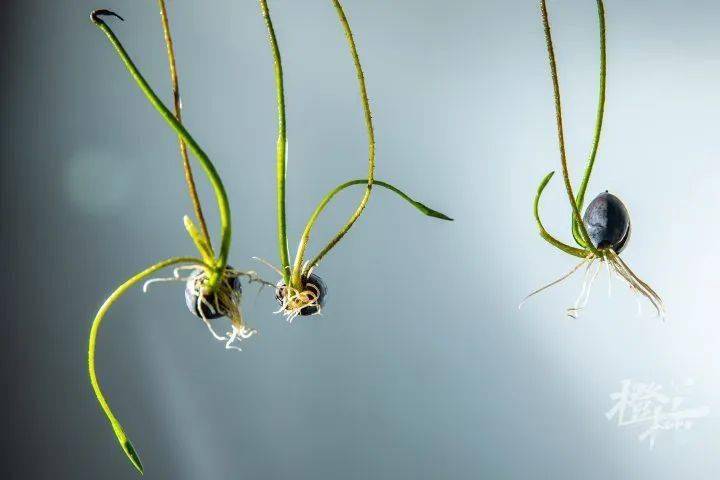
87, 6, 268, 473
522, 0, 665, 319
257, 0, 452, 322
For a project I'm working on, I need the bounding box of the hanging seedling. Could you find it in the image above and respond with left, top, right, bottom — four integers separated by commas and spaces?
87, 5, 271, 473
522, 0, 665, 318
257, 0, 453, 322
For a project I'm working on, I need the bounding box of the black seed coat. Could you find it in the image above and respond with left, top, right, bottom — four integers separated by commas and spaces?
582, 191, 631, 253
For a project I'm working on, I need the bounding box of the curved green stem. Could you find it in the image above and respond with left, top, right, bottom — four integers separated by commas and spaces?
571, 0, 606, 246
539, 0, 599, 256
91, 11, 231, 288
157, 0, 213, 254
295, 180, 452, 278
258, 0, 291, 286
88, 256, 207, 474
298, 0, 376, 285
534, 172, 591, 259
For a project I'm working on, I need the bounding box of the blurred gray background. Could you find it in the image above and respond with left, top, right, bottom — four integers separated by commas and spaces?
2, 0, 719, 478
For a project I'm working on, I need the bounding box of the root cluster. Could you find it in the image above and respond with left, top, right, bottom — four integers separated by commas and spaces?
144, 265, 272, 350
275, 282, 322, 323
521, 249, 665, 319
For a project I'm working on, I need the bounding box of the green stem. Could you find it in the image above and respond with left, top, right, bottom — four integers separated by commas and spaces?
296, 0, 376, 286
572, 0, 606, 246
157, 0, 213, 254
295, 180, 452, 278
534, 172, 591, 259
88, 256, 207, 474
539, 0, 599, 256
258, 0, 291, 286
91, 11, 231, 287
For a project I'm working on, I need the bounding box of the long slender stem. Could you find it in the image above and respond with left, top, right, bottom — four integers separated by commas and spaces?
296, 179, 452, 277
572, 0, 606, 245
91, 11, 231, 288
258, 0, 291, 286
296, 0, 376, 285
157, 0, 213, 253
88, 256, 207, 474
539, 0, 598, 256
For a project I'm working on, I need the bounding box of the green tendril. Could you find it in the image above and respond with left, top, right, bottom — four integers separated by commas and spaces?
258, 0, 291, 286
571, 0, 606, 247
295, 180, 452, 278
88, 256, 208, 474
259, 0, 378, 289
534, 172, 591, 259
539, 0, 598, 256
90, 10, 231, 289
293, 0, 376, 287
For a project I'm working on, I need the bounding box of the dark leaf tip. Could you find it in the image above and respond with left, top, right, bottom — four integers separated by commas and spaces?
123, 439, 144, 474
90, 9, 125, 24
415, 202, 453, 221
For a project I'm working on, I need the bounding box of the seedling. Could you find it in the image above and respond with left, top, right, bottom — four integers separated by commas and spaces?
258, 0, 453, 322
523, 0, 665, 318
87, 5, 269, 473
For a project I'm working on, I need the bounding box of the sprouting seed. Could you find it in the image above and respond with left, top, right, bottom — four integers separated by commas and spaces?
257, 0, 453, 322
583, 191, 631, 253
87, 5, 268, 473
275, 273, 328, 321
522, 0, 665, 319
184, 266, 242, 320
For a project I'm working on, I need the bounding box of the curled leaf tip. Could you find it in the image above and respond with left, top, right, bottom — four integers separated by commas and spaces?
90, 9, 124, 24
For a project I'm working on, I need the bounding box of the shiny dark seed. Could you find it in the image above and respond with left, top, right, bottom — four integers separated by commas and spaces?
582, 191, 631, 253
184, 267, 241, 320
275, 274, 327, 316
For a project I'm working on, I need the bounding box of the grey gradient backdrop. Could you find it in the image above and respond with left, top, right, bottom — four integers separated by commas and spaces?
2, 0, 720, 479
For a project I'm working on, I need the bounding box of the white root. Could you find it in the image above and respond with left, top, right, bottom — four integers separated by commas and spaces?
252, 256, 284, 276
142, 266, 190, 292
605, 260, 641, 314
519, 254, 593, 309
276, 281, 322, 323
605, 257, 613, 297
566, 258, 601, 318
606, 250, 665, 319
521, 249, 664, 320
